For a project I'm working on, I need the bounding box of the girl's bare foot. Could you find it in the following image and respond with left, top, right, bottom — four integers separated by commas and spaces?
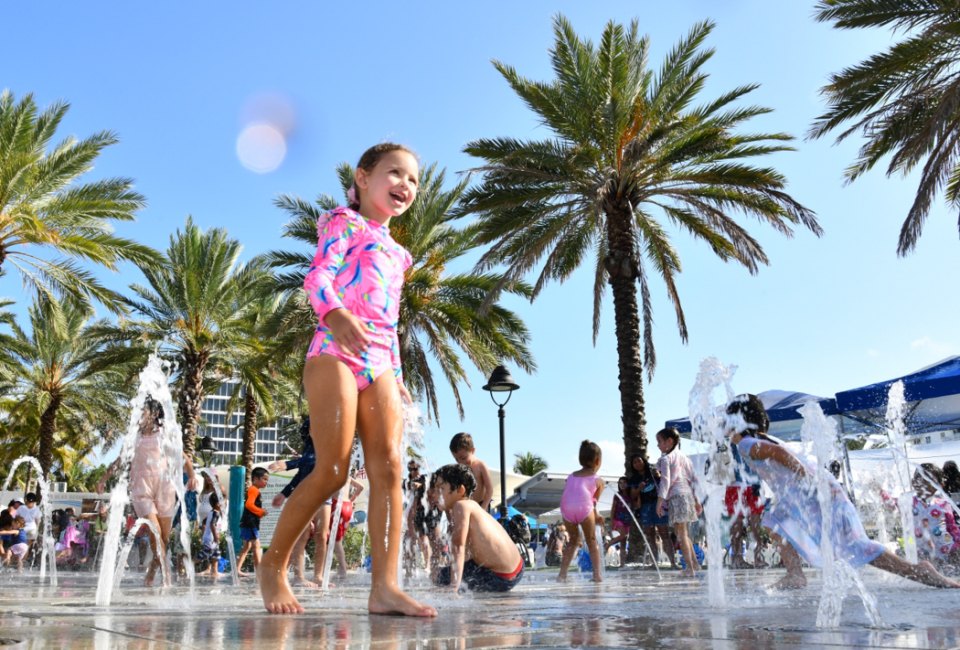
912, 560, 960, 588
368, 585, 437, 617
771, 573, 807, 590
556, 574, 568, 583
260, 562, 305, 614
144, 560, 159, 587
291, 575, 319, 589
591, 574, 603, 583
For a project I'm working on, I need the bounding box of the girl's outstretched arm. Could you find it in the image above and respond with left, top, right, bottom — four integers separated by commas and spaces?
747, 439, 807, 477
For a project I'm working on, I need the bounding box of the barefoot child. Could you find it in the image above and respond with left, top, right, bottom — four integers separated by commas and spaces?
433, 464, 524, 592
197, 492, 222, 579
237, 467, 269, 575
259, 143, 436, 617
268, 417, 330, 588
655, 427, 703, 577
0, 514, 28, 571
557, 440, 605, 582
726, 393, 960, 590
605, 477, 632, 567
449, 433, 493, 512
97, 396, 198, 587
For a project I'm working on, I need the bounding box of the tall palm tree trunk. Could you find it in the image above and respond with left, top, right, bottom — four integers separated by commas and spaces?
178, 349, 209, 457
605, 204, 648, 473
241, 390, 259, 482
37, 393, 62, 477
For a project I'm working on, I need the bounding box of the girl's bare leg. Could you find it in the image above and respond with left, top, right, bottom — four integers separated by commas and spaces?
579, 513, 603, 582
311, 505, 331, 584
769, 531, 806, 589
335, 540, 348, 581
557, 520, 580, 581
675, 522, 700, 576
144, 514, 172, 587
259, 356, 357, 614
418, 533, 431, 576
641, 526, 657, 564
357, 372, 436, 616
656, 525, 677, 568
290, 525, 317, 588
870, 551, 960, 588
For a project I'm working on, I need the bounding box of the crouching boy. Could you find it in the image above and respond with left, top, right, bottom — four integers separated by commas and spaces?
433, 463, 524, 592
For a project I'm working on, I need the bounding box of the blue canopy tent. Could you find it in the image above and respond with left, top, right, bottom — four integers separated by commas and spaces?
665, 390, 839, 442
834, 356, 960, 438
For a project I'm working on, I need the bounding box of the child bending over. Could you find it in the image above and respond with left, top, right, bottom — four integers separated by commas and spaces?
433, 463, 524, 592
726, 393, 960, 590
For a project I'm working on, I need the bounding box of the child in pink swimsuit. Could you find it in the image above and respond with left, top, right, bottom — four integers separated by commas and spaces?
260, 143, 436, 618
304, 205, 411, 389
558, 440, 605, 582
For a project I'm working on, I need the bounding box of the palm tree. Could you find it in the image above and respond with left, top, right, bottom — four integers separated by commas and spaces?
0, 90, 161, 312
0, 295, 132, 476
460, 16, 820, 468
94, 218, 263, 456
513, 451, 548, 476
261, 162, 536, 422
812, 0, 960, 255
222, 281, 303, 478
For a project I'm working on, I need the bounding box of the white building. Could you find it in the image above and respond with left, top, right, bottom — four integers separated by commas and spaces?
196, 380, 295, 464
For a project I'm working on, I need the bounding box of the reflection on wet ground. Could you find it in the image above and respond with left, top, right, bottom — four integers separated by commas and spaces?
1, 567, 959, 648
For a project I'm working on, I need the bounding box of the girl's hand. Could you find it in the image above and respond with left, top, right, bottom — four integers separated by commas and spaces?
267, 461, 285, 472
186, 475, 199, 491
398, 382, 412, 405
272, 493, 286, 508
695, 501, 703, 516
656, 499, 666, 518
325, 309, 369, 356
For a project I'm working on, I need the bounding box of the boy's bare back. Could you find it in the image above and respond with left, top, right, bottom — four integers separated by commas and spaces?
449, 499, 519, 575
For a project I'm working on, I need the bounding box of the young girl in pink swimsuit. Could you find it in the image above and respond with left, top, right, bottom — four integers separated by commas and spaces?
99, 397, 197, 586
558, 440, 606, 582
260, 143, 436, 617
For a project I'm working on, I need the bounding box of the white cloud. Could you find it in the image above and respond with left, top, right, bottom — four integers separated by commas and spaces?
597, 439, 627, 475
910, 336, 954, 357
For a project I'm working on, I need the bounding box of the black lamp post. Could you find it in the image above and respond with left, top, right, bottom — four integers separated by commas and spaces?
198, 435, 219, 468
482, 365, 519, 520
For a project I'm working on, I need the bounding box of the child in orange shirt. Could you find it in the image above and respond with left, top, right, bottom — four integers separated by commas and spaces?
237, 467, 269, 575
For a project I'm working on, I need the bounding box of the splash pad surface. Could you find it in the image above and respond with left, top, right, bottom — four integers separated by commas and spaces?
1, 566, 958, 649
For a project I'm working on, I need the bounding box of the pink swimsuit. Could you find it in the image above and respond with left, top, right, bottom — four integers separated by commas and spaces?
129, 434, 177, 519
303, 207, 412, 390
560, 474, 599, 524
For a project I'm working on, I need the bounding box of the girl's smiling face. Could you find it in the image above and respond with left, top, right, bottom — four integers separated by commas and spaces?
355, 150, 419, 222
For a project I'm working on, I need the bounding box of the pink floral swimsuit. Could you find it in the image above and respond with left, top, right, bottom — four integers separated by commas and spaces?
304, 207, 411, 390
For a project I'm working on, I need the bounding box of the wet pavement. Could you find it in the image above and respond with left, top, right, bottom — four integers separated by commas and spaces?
1, 566, 959, 649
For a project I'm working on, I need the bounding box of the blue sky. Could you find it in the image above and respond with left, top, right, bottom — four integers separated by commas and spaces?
3, 2, 958, 478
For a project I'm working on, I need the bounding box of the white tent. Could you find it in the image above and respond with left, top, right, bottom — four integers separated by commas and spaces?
507, 471, 622, 521
847, 439, 960, 478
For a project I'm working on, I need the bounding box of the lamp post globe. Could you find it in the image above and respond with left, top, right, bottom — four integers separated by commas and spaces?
198, 435, 218, 468
482, 365, 519, 520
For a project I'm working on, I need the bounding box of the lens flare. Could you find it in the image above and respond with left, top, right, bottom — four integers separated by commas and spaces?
236, 123, 287, 174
